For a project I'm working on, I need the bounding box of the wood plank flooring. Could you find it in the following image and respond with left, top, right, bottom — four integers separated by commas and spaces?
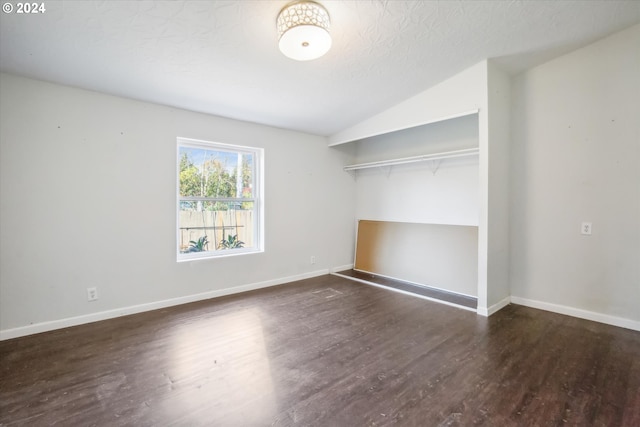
1, 275, 639, 426
334, 269, 478, 310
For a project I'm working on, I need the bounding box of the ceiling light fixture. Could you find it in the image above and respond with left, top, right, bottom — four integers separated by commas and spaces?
277, 1, 331, 61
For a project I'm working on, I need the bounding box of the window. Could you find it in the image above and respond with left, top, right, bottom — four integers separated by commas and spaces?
177, 137, 263, 261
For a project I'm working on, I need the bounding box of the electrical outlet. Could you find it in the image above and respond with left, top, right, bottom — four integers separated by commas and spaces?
310, 256, 316, 265
87, 287, 98, 301
581, 222, 592, 235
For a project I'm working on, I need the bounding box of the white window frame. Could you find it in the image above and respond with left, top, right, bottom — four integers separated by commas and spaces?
176, 137, 264, 261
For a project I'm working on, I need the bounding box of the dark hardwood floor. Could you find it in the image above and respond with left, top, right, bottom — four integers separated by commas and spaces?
333, 269, 478, 310
1, 275, 639, 426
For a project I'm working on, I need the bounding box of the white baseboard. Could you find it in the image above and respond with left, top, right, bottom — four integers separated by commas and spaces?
330, 263, 354, 273
10, 272, 635, 340
510, 296, 640, 332
477, 295, 511, 317
0, 269, 329, 341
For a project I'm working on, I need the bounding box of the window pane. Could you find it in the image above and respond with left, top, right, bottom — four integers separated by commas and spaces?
239, 153, 254, 199
178, 201, 254, 254
179, 147, 254, 198
177, 138, 261, 261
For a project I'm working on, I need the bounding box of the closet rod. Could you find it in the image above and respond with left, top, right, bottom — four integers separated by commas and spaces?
343, 147, 479, 172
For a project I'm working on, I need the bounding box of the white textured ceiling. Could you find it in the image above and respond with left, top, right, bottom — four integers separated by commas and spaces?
1, 1, 639, 136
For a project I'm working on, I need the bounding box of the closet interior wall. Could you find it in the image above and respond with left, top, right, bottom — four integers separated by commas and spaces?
351, 114, 480, 297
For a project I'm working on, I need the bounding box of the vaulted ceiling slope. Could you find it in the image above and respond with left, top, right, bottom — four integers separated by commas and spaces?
1, 1, 639, 136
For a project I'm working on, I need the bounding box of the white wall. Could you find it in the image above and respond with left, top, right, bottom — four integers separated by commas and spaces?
510, 24, 640, 328
353, 114, 479, 226
0, 73, 356, 338
329, 61, 486, 146
484, 60, 511, 312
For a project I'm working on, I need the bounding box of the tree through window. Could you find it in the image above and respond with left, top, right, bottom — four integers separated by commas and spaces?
177, 138, 263, 260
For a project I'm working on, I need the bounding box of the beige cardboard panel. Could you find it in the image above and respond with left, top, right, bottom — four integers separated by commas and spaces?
355, 220, 478, 296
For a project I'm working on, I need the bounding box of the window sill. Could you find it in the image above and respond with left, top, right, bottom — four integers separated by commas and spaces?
177, 248, 263, 262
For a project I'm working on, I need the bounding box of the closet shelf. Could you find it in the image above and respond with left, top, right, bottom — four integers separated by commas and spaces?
343, 147, 479, 172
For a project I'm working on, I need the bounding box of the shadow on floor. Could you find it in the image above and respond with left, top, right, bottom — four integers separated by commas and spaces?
333, 269, 477, 310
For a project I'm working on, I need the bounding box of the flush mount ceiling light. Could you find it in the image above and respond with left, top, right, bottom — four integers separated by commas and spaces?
277, 1, 331, 61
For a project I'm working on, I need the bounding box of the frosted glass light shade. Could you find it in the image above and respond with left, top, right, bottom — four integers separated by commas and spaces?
277, 1, 331, 61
